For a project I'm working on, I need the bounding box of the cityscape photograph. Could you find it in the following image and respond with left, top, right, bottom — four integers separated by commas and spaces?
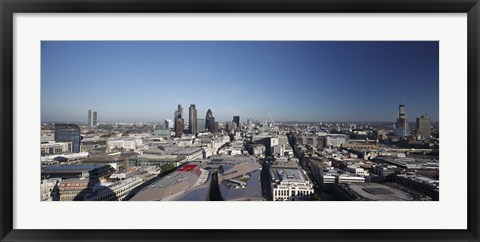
41, 41, 439, 201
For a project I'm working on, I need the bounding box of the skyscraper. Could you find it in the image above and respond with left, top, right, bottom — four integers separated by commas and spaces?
395, 104, 409, 138
416, 114, 431, 139
205, 109, 216, 133
233, 116, 240, 128
54, 123, 81, 153
87, 110, 93, 127
88, 110, 97, 128
174, 104, 183, 119
175, 118, 184, 137
189, 104, 197, 135
196, 119, 205, 133
92, 111, 97, 127
174, 105, 184, 137
164, 119, 174, 129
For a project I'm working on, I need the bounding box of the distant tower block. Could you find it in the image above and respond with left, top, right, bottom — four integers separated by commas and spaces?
174, 104, 184, 137
189, 104, 198, 135
233, 116, 240, 128
416, 114, 431, 139
88, 110, 97, 128
395, 104, 409, 137
205, 109, 216, 133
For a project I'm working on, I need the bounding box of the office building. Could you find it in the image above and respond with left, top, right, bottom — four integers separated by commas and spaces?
233, 116, 240, 128
174, 104, 183, 119
205, 109, 216, 133
164, 119, 174, 129
175, 118, 184, 137
269, 158, 314, 201
395, 104, 410, 137
196, 119, 205, 133
189, 104, 197, 135
41, 141, 72, 155
54, 123, 81, 153
88, 110, 97, 128
174, 105, 184, 137
93, 111, 97, 127
416, 114, 432, 139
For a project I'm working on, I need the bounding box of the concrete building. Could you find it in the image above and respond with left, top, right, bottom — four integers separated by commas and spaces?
41, 141, 72, 155
177, 147, 204, 161
164, 119, 174, 129
41, 130, 55, 143
174, 104, 184, 137
189, 104, 198, 135
128, 154, 186, 167
88, 110, 97, 128
416, 114, 432, 139
345, 165, 368, 177
153, 127, 171, 138
395, 174, 439, 200
337, 173, 365, 184
41, 164, 116, 180
196, 119, 206, 134
325, 134, 348, 148
334, 183, 414, 201
269, 158, 314, 201
58, 178, 91, 201
85, 177, 144, 201
395, 104, 410, 137
106, 138, 143, 152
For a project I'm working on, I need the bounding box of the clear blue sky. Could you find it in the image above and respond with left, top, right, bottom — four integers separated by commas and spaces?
41, 41, 439, 123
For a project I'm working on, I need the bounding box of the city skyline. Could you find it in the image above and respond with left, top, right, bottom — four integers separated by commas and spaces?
41, 41, 439, 123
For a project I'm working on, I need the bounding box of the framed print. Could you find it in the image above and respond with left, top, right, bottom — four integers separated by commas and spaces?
1, 0, 479, 241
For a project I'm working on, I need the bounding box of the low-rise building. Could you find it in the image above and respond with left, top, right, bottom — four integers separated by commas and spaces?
269, 158, 314, 201
85, 177, 144, 201
394, 174, 439, 201
41, 141, 72, 155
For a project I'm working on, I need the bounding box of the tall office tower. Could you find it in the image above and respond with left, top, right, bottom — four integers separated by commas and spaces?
233, 116, 240, 128
416, 114, 432, 139
174, 104, 183, 119
87, 110, 93, 127
189, 104, 197, 135
164, 119, 174, 129
205, 109, 216, 133
196, 119, 205, 133
174, 105, 184, 137
395, 104, 410, 138
92, 111, 98, 127
175, 118, 184, 137
54, 123, 81, 153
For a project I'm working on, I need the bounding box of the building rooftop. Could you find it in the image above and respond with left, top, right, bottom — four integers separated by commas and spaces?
41, 164, 106, 173
347, 183, 414, 201
272, 169, 306, 183
130, 162, 209, 201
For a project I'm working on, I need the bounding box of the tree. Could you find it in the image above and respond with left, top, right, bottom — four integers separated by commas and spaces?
161, 163, 176, 173
310, 193, 321, 201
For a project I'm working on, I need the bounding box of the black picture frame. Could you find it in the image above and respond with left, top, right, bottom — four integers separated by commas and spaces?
1, 0, 479, 241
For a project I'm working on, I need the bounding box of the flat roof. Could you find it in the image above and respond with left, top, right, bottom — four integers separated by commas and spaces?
347, 183, 414, 201
41, 165, 107, 173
